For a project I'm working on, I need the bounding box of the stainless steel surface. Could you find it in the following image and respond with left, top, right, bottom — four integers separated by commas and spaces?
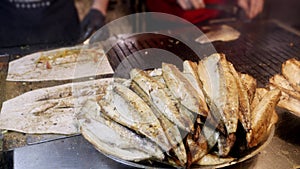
14, 135, 134, 169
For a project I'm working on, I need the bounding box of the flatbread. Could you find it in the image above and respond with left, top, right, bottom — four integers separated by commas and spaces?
196, 25, 240, 44
7, 45, 114, 81
0, 78, 112, 134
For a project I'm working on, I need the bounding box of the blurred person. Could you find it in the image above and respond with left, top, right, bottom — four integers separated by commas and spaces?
146, 0, 264, 24
0, 0, 109, 48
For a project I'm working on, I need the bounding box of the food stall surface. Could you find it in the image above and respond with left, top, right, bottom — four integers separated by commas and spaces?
0, 20, 300, 169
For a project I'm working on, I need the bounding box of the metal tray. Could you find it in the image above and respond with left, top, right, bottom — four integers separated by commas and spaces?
94, 126, 275, 169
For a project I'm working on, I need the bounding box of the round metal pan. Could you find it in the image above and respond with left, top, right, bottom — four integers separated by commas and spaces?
99, 126, 275, 169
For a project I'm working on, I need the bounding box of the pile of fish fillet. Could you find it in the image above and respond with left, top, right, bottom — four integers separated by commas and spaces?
269, 58, 300, 116
78, 53, 281, 168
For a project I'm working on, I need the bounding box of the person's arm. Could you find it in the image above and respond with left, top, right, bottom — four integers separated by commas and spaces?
91, 0, 109, 16
237, 0, 264, 19
79, 0, 109, 42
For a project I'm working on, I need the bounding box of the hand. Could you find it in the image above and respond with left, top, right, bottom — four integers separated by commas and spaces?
237, 0, 264, 19
177, 0, 205, 10
79, 9, 106, 43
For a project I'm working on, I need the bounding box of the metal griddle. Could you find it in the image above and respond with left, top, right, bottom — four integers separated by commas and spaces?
104, 20, 300, 86
1, 20, 300, 169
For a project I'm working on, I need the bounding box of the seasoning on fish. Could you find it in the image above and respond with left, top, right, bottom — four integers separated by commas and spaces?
79, 100, 165, 161
197, 53, 239, 134
182, 60, 209, 113
228, 62, 251, 132
100, 83, 171, 152
130, 68, 194, 132
247, 89, 281, 148
130, 81, 187, 166
162, 63, 208, 116
239, 73, 257, 106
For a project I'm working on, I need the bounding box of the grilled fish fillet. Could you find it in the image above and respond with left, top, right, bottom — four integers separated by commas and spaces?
99, 84, 171, 151
282, 58, 300, 92
240, 73, 257, 105
228, 63, 251, 132
250, 88, 268, 112
130, 82, 187, 166
269, 74, 300, 100
195, 25, 240, 44
130, 69, 194, 132
79, 100, 165, 161
162, 63, 208, 116
275, 87, 300, 117
182, 60, 209, 114
197, 53, 239, 134
247, 89, 281, 148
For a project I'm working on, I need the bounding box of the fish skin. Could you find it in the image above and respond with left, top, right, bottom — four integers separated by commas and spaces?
79, 100, 165, 161
247, 89, 281, 148
162, 63, 208, 116
228, 62, 251, 132
130, 81, 187, 166
197, 53, 239, 134
130, 69, 194, 132
282, 58, 300, 92
183, 60, 209, 114
99, 84, 171, 152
